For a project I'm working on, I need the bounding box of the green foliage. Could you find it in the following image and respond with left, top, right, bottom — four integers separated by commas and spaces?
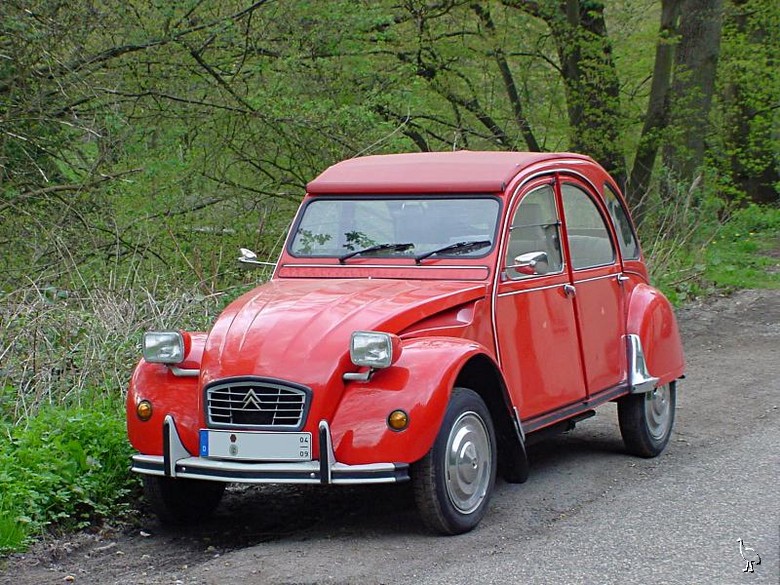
703, 205, 780, 291
0, 275, 244, 553
647, 200, 780, 304
711, 0, 780, 204
1, 0, 779, 553
0, 399, 139, 553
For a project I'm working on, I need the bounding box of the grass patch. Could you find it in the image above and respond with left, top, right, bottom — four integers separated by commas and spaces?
703, 205, 780, 290
0, 397, 140, 553
649, 204, 780, 304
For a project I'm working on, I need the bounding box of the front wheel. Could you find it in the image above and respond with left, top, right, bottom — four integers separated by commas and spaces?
143, 475, 226, 525
618, 381, 676, 458
412, 387, 497, 535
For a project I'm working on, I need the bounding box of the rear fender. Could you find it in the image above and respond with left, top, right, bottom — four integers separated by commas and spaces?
626, 284, 685, 386
330, 337, 490, 465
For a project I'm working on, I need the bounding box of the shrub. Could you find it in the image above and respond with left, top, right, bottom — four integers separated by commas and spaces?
0, 400, 139, 552
0, 276, 248, 553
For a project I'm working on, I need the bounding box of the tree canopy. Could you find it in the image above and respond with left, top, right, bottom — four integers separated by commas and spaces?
1, 0, 777, 290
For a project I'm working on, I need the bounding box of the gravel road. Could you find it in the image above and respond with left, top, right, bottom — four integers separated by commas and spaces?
3, 288, 779, 585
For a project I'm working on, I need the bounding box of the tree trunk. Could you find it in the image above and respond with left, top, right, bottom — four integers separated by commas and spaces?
507, 0, 627, 186
663, 0, 724, 187
626, 0, 681, 223
721, 0, 779, 204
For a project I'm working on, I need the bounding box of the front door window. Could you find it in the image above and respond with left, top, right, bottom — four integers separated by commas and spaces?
504, 185, 563, 279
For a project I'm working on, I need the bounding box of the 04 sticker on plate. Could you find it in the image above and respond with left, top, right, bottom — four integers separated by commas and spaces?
199, 430, 311, 461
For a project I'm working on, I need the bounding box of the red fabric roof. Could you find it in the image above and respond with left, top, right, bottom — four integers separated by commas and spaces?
306, 151, 590, 194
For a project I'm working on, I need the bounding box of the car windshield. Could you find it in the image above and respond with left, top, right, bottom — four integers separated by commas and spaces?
289, 197, 500, 259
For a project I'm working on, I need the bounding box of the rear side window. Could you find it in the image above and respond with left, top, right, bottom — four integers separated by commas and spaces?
561, 184, 615, 270
604, 184, 640, 260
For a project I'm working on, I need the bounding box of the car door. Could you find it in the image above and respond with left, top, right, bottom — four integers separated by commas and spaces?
559, 179, 627, 395
494, 180, 587, 420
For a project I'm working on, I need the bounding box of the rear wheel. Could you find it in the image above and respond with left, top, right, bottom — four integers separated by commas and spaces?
143, 476, 226, 525
412, 387, 497, 535
618, 382, 676, 458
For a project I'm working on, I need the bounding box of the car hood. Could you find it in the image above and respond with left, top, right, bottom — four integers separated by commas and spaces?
199, 278, 487, 389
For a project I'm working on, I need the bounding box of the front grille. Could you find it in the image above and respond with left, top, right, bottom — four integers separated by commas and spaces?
206, 379, 309, 429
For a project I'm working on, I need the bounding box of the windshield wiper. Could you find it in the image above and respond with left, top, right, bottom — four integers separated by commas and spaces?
414, 240, 492, 264
338, 242, 414, 264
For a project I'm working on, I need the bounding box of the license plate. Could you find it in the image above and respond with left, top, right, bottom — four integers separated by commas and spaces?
199, 430, 312, 461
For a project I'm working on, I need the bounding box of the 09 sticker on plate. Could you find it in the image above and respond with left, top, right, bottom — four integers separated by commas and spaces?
199, 429, 311, 461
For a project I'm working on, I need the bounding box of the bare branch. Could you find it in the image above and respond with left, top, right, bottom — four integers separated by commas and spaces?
14, 168, 142, 200
472, 3, 541, 151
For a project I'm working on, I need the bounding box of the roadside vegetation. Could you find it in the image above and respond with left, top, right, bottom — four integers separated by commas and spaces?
648, 203, 780, 304
1, 0, 777, 553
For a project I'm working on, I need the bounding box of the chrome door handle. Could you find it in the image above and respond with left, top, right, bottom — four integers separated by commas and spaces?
563, 284, 576, 298
617, 274, 630, 284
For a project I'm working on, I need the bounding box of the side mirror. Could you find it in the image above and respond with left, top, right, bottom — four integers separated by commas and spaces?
238, 248, 276, 268
510, 251, 548, 275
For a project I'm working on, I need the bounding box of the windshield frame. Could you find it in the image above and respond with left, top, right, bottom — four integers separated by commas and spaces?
286, 194, 503, 262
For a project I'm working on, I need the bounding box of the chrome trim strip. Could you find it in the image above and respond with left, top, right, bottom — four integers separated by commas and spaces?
131, 416, 410, 485
569, 260, 616, 272
239, 258, 277, 267
571, 273, 619, 285
280, 263, 489, 271
131, 456, 409, 485
622, 268, 649, 284
170, 366, 200, 377
496, 281, 565, 298
523, 382, 628, 434
627, 334, 659, 394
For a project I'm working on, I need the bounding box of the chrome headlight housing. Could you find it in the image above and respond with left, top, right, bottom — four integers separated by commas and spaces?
350, 331, 401, 369
143, 331, 186, 364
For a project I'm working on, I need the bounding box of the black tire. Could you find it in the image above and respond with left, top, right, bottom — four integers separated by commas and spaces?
618, 381, 676, 458
143, 475, 226, 525
412, 387, 497, 535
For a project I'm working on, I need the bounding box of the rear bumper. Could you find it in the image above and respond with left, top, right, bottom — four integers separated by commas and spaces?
131, 415, 409, 485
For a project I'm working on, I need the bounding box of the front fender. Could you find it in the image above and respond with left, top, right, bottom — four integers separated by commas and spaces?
330, 337, 491, 466
626, 284, 685, 385
126, 332, 207, 456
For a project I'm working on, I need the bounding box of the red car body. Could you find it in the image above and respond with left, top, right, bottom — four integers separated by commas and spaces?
127, 152, 684, 534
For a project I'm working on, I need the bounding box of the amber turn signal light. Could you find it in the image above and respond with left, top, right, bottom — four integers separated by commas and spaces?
387, 409, 409, 431
136, 400, 153, 421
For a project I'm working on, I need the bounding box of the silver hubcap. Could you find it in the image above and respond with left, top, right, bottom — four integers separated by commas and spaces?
645, 384, 672, 441
445, 412, 492, 514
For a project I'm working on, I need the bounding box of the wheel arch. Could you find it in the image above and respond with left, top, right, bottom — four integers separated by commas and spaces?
454, 354, 529, 484
331, 338, 526, 479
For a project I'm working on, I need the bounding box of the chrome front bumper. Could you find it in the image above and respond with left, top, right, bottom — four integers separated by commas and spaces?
131, 415, 409, 485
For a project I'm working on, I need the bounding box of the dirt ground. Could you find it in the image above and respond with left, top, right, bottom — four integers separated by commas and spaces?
2, 287, 779, 585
